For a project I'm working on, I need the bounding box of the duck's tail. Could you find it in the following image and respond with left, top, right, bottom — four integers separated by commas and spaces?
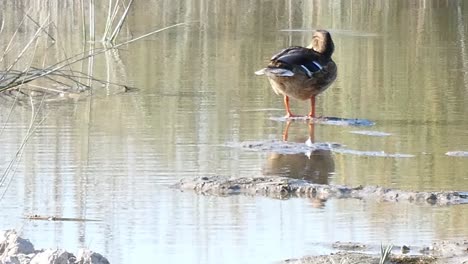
254, 67, 294, 77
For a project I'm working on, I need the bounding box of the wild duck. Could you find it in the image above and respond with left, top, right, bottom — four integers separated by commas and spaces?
255, 30, 337, 118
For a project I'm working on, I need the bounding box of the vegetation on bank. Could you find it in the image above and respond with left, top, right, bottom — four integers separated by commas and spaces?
0, 0, 185, 203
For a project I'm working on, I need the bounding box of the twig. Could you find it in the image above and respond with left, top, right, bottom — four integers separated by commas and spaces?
109, 0, 134, 43
3, 17, 50, 76
26, 14, 55, 42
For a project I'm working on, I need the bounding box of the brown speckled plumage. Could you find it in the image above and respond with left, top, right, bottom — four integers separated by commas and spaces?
255, 30, 337, 118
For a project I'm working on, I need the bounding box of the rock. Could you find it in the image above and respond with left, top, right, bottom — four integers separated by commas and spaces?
76, 249, 110, 264
402, 245, 411, 253
0, 230, 35, 257
1, 256, 21, 264
174, 176, 468, 205
332, 241, 367, 251
0, 230, 109, 264
30, 249, 75, 264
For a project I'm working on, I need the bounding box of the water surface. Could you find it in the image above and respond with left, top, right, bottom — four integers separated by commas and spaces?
1, 1, 468, 263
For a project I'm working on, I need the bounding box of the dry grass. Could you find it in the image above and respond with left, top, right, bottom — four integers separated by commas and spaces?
379, 244, 393, 264
0, 0, 187, 203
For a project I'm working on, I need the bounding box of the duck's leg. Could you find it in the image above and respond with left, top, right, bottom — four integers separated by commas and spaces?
284, 95, 297, 118
308, 96, 316, 118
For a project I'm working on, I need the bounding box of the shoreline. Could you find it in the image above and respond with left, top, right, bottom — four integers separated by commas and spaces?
175, 176, 468, 263
174, 176, 468, 205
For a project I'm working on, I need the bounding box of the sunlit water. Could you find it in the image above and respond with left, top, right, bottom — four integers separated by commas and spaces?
1, 1, 468, 263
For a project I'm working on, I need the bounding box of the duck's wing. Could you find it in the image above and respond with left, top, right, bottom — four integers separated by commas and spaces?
270, 46, 304, 61
256, 46, 331, 78
271, 48, 324, 78
255, 48, 300, 76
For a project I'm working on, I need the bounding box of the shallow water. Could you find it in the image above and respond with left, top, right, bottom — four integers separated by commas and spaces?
1, 1, 468, 263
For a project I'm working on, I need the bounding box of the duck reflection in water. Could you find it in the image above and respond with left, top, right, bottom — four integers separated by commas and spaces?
263, 121, 334, 184
263, 121, 334, 207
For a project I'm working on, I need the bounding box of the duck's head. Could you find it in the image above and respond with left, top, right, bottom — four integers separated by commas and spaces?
307, 30, 334, 58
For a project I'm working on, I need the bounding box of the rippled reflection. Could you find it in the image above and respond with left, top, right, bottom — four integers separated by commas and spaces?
263, 122, 334, 185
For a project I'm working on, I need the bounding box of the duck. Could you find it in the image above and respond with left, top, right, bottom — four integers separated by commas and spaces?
255, 30, 337, 118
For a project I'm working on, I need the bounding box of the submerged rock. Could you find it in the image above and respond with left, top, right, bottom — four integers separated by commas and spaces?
332, 148, 414, 158
269, 116, 375, 127
174, 176, 468, 205
0, 230, 109, 264
349, 130, 392, 137
445, 151, 468, 157
235, 139, 414, 158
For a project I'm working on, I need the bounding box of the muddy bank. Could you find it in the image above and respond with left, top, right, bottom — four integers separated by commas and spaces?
284, 252, 436, 264
283, 240, 468, 264
0, 230, 109, 264
174, 176, 468, 205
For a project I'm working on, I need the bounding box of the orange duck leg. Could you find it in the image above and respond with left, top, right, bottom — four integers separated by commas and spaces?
308, 96, 316, 118
284, 95, 299, 118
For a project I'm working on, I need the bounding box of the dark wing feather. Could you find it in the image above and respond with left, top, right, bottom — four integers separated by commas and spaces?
276, 53, 322, 73
269, 47, 324, 78
270, 46, 303, 61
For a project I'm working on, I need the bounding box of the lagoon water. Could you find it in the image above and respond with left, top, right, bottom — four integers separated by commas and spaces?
1, 1, 468, 263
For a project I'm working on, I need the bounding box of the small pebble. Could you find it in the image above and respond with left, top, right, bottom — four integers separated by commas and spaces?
402, 245, 410, 254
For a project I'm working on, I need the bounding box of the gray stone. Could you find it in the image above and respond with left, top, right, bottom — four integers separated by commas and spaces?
0, 256, 21, 264
29, 249, 74, 264
0, 230, 35, 257
76, 249, 110, 264
0, 230, 108, 264
174, 176, 468, 205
